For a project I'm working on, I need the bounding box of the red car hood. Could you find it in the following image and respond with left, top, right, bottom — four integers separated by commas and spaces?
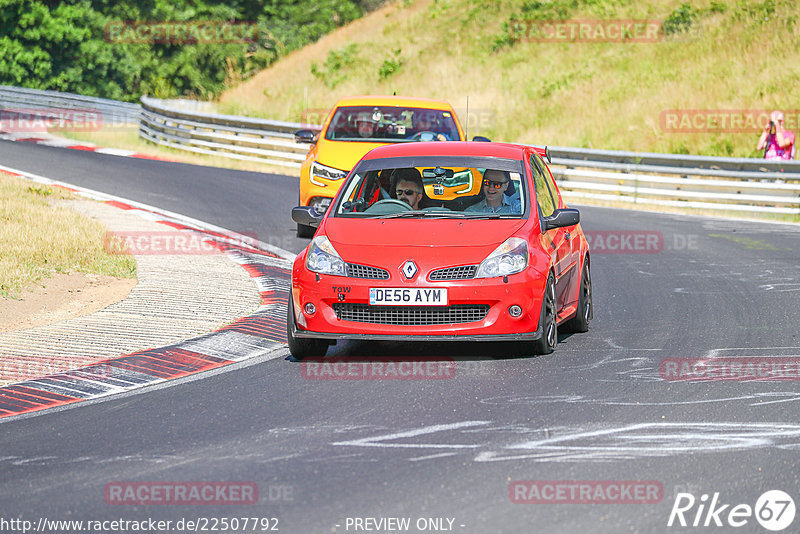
325, 218, 527, 264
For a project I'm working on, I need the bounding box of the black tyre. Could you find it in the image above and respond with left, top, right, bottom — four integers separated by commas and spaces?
286, 300, 328, 360
296, 223, 315, 238
531, 274, 557, 355
564, 259, 592, 333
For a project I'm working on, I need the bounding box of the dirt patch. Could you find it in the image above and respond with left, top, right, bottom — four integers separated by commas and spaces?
0, 273, 136, 333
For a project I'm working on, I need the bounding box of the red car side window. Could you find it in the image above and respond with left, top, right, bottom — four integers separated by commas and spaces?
530, 155, 556, 218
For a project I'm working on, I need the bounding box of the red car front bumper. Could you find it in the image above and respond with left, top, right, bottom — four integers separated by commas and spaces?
290, 261, 548, 342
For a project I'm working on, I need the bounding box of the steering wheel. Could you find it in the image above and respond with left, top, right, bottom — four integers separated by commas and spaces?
363, 199, 413, 214
408, 131, 447, 142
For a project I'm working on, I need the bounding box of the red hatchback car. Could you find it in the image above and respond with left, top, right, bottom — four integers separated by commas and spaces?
289, 142, 592, 359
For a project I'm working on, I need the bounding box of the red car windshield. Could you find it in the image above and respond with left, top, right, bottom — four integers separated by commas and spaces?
333, 156, 528, 219
324, 106, 461, 143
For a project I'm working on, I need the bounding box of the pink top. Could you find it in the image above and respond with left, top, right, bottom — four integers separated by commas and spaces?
764, 130, 795, 160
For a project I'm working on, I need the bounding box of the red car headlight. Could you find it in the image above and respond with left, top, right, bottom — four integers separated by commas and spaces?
475, 237, 528, 278
306, 236, 346, 276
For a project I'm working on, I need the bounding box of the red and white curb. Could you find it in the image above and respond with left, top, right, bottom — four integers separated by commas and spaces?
0, 165, 295, 420
0, 131, 169, 160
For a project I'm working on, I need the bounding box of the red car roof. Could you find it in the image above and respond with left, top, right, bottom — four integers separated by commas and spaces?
361, 141, 549, 161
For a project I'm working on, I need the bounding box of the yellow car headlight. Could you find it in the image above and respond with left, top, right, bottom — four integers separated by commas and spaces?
310, 161, 347, 186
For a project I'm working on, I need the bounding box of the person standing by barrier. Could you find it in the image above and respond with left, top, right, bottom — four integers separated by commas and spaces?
757, 110, 795, 160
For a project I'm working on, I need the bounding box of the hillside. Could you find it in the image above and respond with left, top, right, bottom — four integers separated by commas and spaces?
0, 0, 379, 101
218, 0, 800, 158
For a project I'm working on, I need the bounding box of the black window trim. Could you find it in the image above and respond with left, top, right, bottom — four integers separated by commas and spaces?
334, 156, 531, 218
530, 153, 557, 228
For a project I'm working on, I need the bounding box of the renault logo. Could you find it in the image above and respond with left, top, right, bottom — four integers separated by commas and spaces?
401, 260, 418, 280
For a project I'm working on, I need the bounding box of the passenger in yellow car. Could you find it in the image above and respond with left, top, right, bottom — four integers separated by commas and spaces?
411, 110, 448, 141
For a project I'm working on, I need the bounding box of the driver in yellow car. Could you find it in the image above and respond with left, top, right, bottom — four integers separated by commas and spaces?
356, 112, 376, 138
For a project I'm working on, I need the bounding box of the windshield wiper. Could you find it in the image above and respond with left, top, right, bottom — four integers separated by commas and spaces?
375, 211, 468, 219
458, 214, 521, 219
373, 211, 521, 220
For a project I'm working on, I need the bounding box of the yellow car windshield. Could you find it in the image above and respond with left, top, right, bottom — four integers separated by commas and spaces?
325, 106, 461, 143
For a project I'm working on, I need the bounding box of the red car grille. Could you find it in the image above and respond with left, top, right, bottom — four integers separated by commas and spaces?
346, 263, 390, 280
332, 303, 489, 325
428, 265, 477, 281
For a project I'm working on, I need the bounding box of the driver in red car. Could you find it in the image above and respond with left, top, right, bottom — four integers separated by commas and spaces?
392, 168, 424, 210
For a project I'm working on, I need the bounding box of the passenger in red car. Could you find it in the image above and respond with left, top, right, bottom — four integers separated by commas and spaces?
466, 169, 521, 214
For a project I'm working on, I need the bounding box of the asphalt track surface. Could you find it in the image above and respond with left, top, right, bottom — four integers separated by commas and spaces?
2, 139, 800, 533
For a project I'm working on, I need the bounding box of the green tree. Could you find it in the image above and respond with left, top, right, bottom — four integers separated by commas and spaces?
0, 0, 377, 101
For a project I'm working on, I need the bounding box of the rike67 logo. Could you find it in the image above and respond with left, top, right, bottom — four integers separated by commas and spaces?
668, 490, 795, 531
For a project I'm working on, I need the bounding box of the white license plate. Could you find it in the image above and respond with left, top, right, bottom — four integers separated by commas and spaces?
369, 288, 448, 306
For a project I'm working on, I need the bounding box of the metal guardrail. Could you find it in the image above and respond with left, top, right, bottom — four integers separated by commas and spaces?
0, 86, 798, 215
545, 149, 800, 215
550, 166, 800, 215
139, 96, 319, 169
137, 98, 800, 215
0, 84, 141, 126
549, 145, 800, 174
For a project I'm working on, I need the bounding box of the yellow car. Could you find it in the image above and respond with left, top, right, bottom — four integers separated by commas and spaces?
294, 95, 482, 237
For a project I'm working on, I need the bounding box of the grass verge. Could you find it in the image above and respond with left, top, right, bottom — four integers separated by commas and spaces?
0, 172, 137, 299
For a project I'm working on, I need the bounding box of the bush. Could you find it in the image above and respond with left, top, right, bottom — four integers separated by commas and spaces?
310, 43, 359, 88
378, 48, 403, 79
663, 3, 697, 36
491, 0, 575, 50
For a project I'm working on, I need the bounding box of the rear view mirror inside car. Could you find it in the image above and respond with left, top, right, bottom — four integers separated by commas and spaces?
422, 167, 454, 180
